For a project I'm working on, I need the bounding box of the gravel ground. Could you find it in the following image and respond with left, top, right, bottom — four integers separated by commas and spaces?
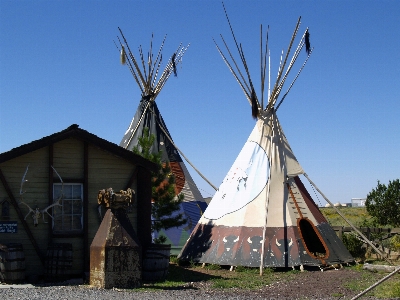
0, 269, 396, 300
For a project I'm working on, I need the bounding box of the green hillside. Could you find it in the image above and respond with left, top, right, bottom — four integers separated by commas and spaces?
320, 207, 373, 227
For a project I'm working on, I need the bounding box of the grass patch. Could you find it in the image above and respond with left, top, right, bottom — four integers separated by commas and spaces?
344, 271, 375, 291
204, 264, 221, 270
344, 262, 400, 298
235, 266, 259, 273
169, 255, 179, 264
320, 207, 371, 227
374, 279, 400, 298
139, 262, 283, 291
331, 292, 344, 297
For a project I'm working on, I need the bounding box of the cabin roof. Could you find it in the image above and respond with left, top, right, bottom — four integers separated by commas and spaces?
0, 124, 158, 172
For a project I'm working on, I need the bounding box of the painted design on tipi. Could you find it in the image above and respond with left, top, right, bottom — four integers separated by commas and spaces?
178, 4, 354, 269
204, 141, 269, 220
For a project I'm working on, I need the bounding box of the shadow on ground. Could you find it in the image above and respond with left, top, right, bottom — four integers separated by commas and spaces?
141, 263, 222, 290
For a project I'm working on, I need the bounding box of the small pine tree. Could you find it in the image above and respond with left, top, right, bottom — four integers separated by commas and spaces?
133, 127, 186, 244
365, 179, 400, 228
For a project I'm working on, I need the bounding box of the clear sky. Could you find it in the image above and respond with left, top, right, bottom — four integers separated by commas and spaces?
1, 0, 399, 205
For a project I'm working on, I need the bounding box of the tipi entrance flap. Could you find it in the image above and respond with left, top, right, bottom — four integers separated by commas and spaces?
297, 218, 329, 261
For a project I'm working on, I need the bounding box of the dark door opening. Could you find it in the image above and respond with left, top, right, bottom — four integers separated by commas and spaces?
298, 218, 328, 259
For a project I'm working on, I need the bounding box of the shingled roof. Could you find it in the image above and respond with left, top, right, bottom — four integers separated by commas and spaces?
0, 124, 158, 172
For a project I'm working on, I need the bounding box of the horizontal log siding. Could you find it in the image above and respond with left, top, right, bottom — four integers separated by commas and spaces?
0, 147, 50, 276
87, 144, 138, 244
52, 139, 84, 179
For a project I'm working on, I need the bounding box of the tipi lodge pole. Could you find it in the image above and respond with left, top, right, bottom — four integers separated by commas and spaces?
260, 122, 273, 276
303, 173, 387, 259
214, 39, 251, 104
123, 101, 151, 149
155, 118, 217, 191
275, 48, 313, 112
351, 266, 400, 300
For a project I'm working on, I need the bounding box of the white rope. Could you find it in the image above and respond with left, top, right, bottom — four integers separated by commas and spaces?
149, 107, 218, 191
303, 173, 387, 259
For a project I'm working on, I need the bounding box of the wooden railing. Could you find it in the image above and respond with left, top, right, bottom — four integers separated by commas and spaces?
332, 226, 400, 259
332, 226, 399, 240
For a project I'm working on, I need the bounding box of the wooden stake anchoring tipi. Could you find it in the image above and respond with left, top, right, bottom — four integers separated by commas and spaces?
116, 28, 208, 254
178, 6, 353, 270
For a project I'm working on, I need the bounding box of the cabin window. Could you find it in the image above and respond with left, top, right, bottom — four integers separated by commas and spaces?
52, 183, 83, 233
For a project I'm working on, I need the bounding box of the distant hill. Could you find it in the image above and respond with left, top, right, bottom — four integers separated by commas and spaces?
320, 207, 372, 227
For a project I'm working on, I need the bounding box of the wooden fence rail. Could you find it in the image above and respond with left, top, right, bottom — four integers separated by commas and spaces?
332, 226, 399, 240
332, 226, 400, 260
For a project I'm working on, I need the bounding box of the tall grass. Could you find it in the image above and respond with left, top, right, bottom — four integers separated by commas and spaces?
320, 207, 372, 227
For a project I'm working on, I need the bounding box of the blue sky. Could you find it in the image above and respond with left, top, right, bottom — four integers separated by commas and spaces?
1, 0, 399, 205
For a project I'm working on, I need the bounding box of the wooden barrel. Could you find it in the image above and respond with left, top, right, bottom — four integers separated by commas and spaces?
142, 244, 171, 282
44, 243, 73, 282
0, 243, 26, 283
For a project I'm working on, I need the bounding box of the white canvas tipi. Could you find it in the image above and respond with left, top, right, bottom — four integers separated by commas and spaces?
178, 10, 353, 269
117, 29, 208, 254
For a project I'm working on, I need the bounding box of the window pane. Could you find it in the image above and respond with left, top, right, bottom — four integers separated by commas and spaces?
54, 184, 63, 199
63, 215, 72, 231
63, 200, 72, 214
72, 200, 82, 214
72, 216, 82, 230
72, 185, 82, 199
63, 185, 73, 199
53, 204, 62, 215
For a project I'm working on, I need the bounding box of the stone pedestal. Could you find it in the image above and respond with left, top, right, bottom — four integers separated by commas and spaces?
90, 208, 141, 289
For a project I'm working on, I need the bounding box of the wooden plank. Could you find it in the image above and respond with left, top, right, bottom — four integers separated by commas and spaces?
84, 141, 89, 274
363, 263, 397, 273
0, 168, 45, 266
333, 226, 393, 234
391, 228, 400, 234
48, 144, 53, 243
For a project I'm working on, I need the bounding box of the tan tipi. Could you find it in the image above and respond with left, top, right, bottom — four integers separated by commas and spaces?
178, 9, 353, 270
116, 29, 208, 254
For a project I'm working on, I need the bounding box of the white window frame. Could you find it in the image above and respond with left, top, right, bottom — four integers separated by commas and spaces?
52, 183, 83, 233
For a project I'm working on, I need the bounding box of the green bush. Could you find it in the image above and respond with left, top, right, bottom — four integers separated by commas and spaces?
390, 235, 400, 252
342, 233, 366, 259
